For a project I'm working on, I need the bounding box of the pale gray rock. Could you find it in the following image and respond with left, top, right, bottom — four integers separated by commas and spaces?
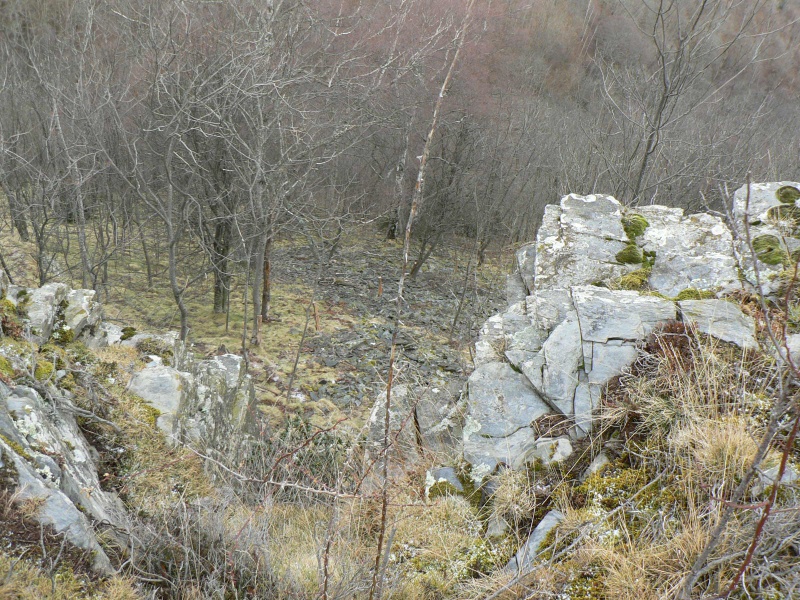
786, 333, 800, 365
560, 193, 627, 241
0, 383, 126, 574
527, 289, 575, 335
506, 510, 564, 572
506, 272, 529, 305
515, 243, 537, 293
415, 384, 464, 454
85, 322, 123, 349
128, 348, 256, 452
463, 424, 539, 473
425, 466, 464, 498
573, 382, 602, 437
588, 341, 638, 384
732, 180, 800, 225
573, 286, 676, 343
26, 282, 69, 343
523, 437, 573, 466
534, 194, 637, 294
752, 464, 799, 496
466, 362, 551, 439
520, 354, 545, 398
129, 363, 186, 436
474, 314, 505, 366
639, 206, 739, 297
176, 353, 257, 452
486, 513, 510, 539
731, 181, 800, 295
581, 453, 612, 481
4, 386, 127, 532
679, 299, 758, 349
65, 288, 102, 338
11, 452, 114, 574
537, 313, 583, 413
366, 385, 420, 475
121, 331, 180, 349
505, 325, 547, 369
535, 234, 633, 294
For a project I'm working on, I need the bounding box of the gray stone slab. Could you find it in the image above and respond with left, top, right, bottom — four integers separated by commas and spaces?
573, 286, 676, 343
506, 510, 564, 572
679, 299, 758, 349
466, 362, 551, 438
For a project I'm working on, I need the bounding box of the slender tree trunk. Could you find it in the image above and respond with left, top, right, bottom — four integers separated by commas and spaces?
261, 226, 273, 321
250, 228, 266, 345
212, 218, 232, 314
135, 210, 153, 289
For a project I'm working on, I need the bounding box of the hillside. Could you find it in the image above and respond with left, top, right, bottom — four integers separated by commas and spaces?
2, 1, 800, 598
0, 182, 798, 599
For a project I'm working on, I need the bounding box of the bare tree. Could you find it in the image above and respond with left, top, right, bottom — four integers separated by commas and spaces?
593, 0, 770, 204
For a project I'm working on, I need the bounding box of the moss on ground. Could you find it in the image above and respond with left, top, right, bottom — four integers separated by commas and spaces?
33, 360, 54, 381
0, 355, 14, 379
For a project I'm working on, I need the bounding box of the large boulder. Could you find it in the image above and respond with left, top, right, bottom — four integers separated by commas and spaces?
731, 181, 800, 294
465, 188, 769, 476
0, 382, 126, 574
25, 283, 69, 343
65, 288, 103, 338
129, 347, 256, 454
365, 382, 465, 480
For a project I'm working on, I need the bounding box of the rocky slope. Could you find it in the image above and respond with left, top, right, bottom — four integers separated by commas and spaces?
0, 273, 256, 575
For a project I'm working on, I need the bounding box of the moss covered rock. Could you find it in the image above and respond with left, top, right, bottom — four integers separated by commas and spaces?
752, 234, 787, 265
622, 213, 649, 239
615, 244, 644, 265
776, 185, 800, 204
674, 288, 716, 301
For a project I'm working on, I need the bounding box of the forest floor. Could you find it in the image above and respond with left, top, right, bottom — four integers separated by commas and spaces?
0, 226, 510, 430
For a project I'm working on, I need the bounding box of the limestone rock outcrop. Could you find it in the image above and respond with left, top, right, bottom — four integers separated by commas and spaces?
0, 279, 258, 573
463, 185, 786, 480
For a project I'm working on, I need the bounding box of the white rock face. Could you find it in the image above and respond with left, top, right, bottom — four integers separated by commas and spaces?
64, 288, 103, 337
129, 363, 187, 436
26, 282, 69, 343
731, 181, 800, 295
464, 187, 775, 479
1, 383, 125, 574
678, 299, 758, 350
639, 206, 739, 297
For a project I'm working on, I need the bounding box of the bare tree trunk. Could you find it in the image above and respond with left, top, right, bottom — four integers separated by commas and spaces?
261, 224, 273, 321
369, 3, 476, 598
212, 218, 232, 314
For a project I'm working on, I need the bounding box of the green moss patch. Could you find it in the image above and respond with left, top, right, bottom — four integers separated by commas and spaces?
135, 338, 173, 366
766, 204, 800, 227
674, 288, 717, 301
0, 356, 14, 379
33, 360, 54, 381
0, 433, 32, 461
615, 244, 644, 265
776, 185, 800, 204
752, 234, 787, 265
120, 326, 136, 341
622, 214, 649, 239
